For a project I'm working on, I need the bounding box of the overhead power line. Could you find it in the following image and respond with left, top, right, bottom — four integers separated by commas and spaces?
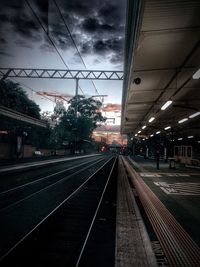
11, 78, 55, 103
52, 0, 102, 101
24, 0, 84, 95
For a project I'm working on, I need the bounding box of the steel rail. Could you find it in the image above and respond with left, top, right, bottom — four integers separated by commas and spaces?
75, 156, 117, 267
0, 157, 106, 213
0, 157, 103, 196
0, 156, 114, 262
122, 157, 200, 267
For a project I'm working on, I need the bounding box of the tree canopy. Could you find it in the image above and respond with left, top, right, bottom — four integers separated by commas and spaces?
0, 80, 41, 119
60, 95, 106, 141
0, 80, 106, 154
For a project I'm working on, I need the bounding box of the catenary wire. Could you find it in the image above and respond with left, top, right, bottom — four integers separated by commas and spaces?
24, 0, 84, 95
53, 0, 103, 101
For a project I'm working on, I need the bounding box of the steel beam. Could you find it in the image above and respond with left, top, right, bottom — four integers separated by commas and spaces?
0, 68, 123, 80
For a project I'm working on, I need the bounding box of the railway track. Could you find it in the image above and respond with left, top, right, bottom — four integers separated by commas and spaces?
0, 156, 117, 267
0, 155, 103, 191
0, 156, 105, 211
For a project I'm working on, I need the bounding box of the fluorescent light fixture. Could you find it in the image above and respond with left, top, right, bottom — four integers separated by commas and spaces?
164, 126, 171, 130
135, 134, 138, 137
149, 117, 155, 123
192, 69, 200, 79
138, 130, 141, 133
187, 136, 193, 139
178, 138, 183, 141
142, 125, 146, 129
156, 131, 160, 134
189, 111, 200, 119
161, 100, 172, 110
150, 134, 154, 137
178, 118, 188, 124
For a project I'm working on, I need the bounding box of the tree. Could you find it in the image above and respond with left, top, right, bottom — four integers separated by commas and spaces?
60, 95, 106, 140
0, 80, 41, 119
53, 95, 106, 153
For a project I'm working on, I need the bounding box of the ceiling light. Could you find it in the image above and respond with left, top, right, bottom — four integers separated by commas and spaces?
178, 138, 183, 140
142, 125, 146, 129
149, 117, 155, 123
161, 100, 172, 110
164, 126, 171, 130
135, 134, 138, 136
189, 111, 200, 119
178, 118, 188, 124
187, 136, 194, 139
142, 138, 145, 141
156, 131, 160, 134
138, 130, 141, 133
198, 141, 200, 143
192, 69, 200, 79
150, 134, 154, 137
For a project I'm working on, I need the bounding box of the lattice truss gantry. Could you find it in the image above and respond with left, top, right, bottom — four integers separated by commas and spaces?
0, 68, 124, 80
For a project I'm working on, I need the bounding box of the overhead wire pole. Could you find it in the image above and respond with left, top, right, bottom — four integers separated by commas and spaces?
53, 0, 103, 102
24, 0, 85, 95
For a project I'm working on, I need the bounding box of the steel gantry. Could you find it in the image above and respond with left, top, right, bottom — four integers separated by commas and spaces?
0, 68, 124, 80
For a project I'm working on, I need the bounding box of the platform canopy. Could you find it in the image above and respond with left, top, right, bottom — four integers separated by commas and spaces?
121, 0, 200, 138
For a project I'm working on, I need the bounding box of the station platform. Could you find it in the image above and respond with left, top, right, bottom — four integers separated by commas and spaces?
0, 154, 100, 174
128, 155, 200, 173
115, 157, 157, 267
120, 155, 200, 267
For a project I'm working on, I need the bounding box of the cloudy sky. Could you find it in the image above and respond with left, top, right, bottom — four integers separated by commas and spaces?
0, 0, 126, 116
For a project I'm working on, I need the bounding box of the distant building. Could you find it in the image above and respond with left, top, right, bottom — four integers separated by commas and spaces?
92, 125, 127, 146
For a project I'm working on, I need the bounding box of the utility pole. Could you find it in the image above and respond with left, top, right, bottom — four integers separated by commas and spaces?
74, 78, 79, 154
75, 78, 79, 118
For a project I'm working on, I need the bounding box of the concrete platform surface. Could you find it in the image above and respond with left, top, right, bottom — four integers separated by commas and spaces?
128, 156, 200, 247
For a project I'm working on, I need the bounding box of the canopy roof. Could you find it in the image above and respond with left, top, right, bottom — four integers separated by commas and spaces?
121, 0, 200, 139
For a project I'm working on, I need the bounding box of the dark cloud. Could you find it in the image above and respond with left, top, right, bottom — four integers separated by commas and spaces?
94, 40, 107, 53
99, 3, 123, 25
0, 37, 7, 44
0, 51, 12, 57
81, 41, 93, 54
100, 24, 115, 32
82, 17, 115, 33
15, 39, 32, 48
94, 38, 123, 54
0, 0, 24, 10
0, 14, 10, 23
33, 0, 49, 30
11, 14, 41, 41
34, 0, 49, 13
80, 37, 124, 64
60, 0, 91, 16
82, 18, 100, 33
40, 43, 54, 53
0, 0, 126, 65
110, 52, 123, 64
